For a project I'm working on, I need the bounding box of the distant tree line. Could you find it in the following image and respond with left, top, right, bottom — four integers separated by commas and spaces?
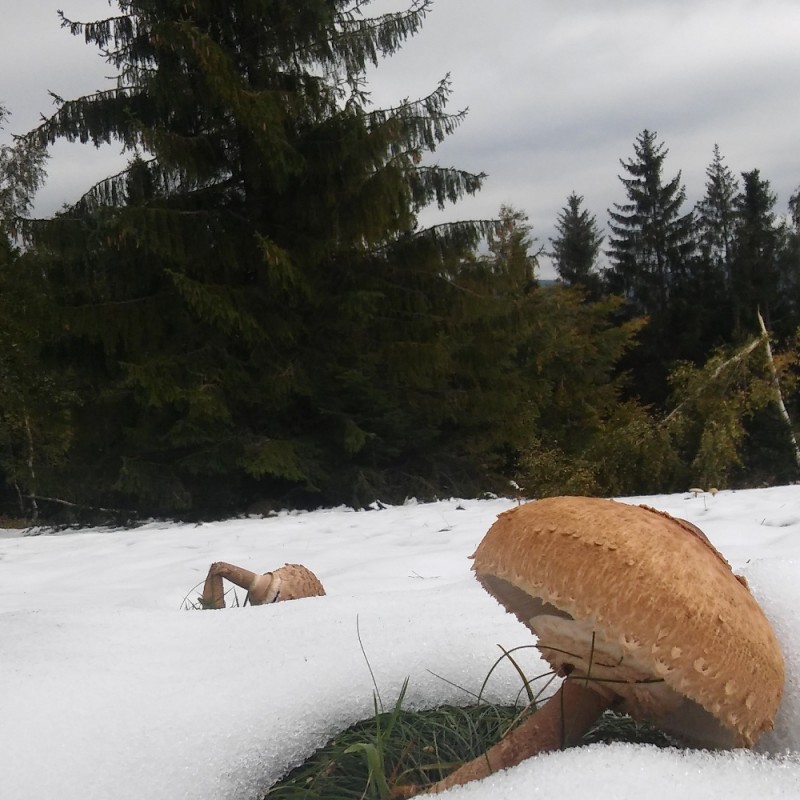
552, 133, 800, 382
0, 2, 797, 523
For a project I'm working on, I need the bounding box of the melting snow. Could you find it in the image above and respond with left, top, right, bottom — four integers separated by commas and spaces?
1, 488, 799, 799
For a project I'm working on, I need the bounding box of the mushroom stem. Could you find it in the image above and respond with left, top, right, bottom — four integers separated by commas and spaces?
200, 571, 225, 609
424, 680, 612, 795
211, 561, 260, 590
199, 562, 260, 609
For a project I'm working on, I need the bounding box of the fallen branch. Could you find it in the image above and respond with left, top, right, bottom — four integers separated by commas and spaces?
661, 333, 767, 427
23, 494, 135, 518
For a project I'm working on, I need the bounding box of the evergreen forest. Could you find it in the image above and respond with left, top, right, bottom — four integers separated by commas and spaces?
1, 1, 799, 523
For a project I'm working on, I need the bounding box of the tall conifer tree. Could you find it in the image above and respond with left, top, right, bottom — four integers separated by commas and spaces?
550, 191, 603, 297
24, 1, 492, 515
605, 131, 697, 404
606, 130, 695, 316
682, 144, 741, 348
730, 169, 780, 336
695, 144, 739, 287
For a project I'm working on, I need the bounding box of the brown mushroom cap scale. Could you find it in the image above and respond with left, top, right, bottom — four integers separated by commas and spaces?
471, 496, 784, 748
247, 563, 326, 605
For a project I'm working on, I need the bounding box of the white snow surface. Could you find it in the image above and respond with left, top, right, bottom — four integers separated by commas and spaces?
2, 486, 800, 799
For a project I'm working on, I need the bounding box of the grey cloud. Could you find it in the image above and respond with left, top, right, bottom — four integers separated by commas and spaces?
4, 0, 800, 279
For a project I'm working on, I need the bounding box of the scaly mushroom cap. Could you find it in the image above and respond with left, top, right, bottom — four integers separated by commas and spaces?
247, 563, 326, 605
472, 497, 784, 748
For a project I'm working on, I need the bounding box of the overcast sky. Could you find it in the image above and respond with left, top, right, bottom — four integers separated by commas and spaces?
3, 0, 800, 277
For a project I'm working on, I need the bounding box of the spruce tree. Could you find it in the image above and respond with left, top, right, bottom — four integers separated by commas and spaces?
606, 130, 695, 315
550, 191, 603, 297
678, 144, 741, 350
695, 145, 739, 287
730, 169, 780, 336
604, 131, 698, 403
24, 1, 491, 515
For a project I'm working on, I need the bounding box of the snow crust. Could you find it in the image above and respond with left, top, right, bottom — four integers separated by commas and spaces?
1, 488, 799, 799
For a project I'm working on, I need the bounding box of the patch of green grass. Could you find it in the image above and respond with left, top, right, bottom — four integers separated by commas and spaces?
266, 638, 675, 798
265, 693, 674, 799
265, 692, 521, 799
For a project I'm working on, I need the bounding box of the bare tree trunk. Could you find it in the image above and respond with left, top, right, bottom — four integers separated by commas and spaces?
23, 412, 38, 523
758, 309, 800, 469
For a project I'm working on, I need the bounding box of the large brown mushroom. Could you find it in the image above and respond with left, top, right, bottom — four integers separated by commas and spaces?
423, 496, 784, 794
200, 562, 325, 609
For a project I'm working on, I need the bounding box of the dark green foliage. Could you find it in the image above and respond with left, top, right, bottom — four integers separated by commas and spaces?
775, 188, 800, 338
519, 324, 800, 497
606, 130, 696, 317
267, 702, 520, 799
730, 169, 782, 337
0, 244, 76, 520
6, 36, 800, 517
665, 348, 771, 489
23, 1, 503, 516
550, 191, 604, 297
695, 145, 738, 290
521, 399, 682, 500
664, 335, 799, 489
15, 5, 668, 518
0, 107, 72, 520
512, 290, 649, 498
687, 145, 741, 349
604, 130, 700, 405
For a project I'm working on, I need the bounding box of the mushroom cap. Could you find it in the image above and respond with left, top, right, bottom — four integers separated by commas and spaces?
248, 563, 326, 605
471, 497, 784, 748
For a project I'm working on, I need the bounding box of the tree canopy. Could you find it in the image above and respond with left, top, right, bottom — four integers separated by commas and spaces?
550, 191, 603, 298
20, 0, 500, 516
606, 129, 695, 316
1, 30, 798, 521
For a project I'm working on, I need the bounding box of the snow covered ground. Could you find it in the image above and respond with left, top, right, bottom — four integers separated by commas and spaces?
1, 486, 799, 799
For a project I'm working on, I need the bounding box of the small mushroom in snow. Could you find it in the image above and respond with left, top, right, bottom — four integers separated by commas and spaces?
423, 496, 784, 794
200, 562, 325, 608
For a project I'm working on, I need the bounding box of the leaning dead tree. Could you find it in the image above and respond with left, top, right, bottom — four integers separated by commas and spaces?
758, 309, 800, 470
